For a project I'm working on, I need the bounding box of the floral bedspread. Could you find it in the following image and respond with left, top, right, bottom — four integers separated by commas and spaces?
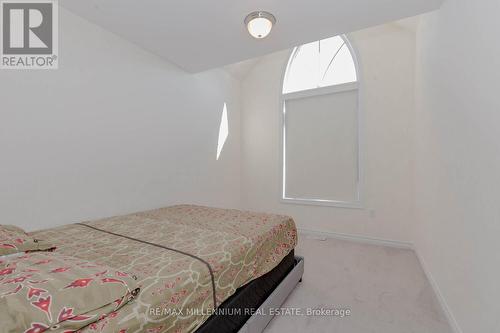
0, 252, 138, 333
0, 224, 54, 256
31, 205, 298, 333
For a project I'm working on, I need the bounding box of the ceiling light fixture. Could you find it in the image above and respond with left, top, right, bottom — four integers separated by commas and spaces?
244, 11, 276, 39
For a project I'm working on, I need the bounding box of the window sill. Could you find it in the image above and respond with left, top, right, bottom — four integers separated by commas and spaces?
281, 197, 364, 209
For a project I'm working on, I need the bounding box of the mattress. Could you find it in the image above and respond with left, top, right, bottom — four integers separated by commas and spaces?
31, 205, 297, 333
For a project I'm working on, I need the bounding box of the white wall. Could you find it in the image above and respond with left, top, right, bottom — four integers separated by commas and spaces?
240, 24, 416, 242
0, 8, 241, 231
415, 1, 500, 332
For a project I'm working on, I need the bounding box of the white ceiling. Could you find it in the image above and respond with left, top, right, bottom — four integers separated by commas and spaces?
60, 0, 443, 73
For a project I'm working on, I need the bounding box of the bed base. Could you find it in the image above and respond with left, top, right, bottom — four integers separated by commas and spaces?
238, 256, 304, 333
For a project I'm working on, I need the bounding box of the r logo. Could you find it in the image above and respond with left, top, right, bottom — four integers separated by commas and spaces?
1, 0, 57, 69
2, 2, 53, 54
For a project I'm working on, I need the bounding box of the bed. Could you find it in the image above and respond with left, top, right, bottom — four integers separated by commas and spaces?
25, 205, 300, 333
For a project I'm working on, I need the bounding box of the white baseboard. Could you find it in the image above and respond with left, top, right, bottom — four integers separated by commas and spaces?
297, 228, 462, 333
298, 228, 413, 249
413, 249, 463, 333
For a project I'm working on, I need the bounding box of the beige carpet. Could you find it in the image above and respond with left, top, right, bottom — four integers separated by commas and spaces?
264, 233, 453, 333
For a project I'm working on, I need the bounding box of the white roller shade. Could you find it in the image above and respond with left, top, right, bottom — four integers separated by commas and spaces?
284, 89, 359, 202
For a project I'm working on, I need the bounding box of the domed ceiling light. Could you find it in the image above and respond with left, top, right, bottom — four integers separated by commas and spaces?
244, 11, 276, 39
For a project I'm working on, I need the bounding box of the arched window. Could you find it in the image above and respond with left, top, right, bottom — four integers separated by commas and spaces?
283, 36, 357, 94
281, 35, 362, 208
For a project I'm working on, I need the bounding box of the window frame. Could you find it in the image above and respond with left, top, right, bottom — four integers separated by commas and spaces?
280, 35, 364, 209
